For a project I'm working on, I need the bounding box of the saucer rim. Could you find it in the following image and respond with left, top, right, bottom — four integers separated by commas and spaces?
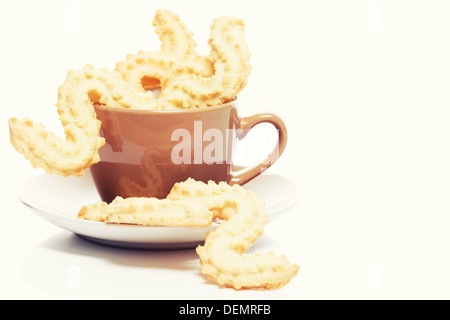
17, 172, 300, 249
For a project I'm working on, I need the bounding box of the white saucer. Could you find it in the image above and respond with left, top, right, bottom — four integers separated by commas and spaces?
18, 170, 300, 250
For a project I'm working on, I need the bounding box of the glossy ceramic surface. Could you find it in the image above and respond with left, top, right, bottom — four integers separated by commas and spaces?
91, 102, 287, 203
18, 172, 300, 249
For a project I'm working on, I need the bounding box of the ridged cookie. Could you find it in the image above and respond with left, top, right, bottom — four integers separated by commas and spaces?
168, 178, 299, 290
8, 64, 156, 176
78, 196, 213, 227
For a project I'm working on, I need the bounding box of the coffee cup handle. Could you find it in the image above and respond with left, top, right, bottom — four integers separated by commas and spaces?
228, 113, 288, 186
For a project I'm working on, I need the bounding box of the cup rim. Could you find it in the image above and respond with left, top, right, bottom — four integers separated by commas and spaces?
94, 98, 236, 115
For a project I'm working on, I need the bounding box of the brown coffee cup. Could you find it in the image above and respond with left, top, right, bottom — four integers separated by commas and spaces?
91, 101, 287, 203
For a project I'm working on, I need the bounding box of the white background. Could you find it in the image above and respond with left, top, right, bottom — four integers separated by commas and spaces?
1, 0, 450, 299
